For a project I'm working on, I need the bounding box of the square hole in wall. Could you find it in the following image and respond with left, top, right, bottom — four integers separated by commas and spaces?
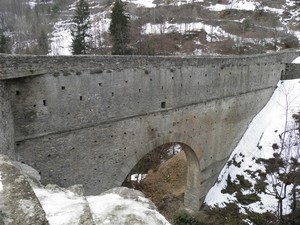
161, 101, 166, 108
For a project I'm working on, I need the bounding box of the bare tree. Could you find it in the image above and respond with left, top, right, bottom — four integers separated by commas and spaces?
253, 84, 300, 223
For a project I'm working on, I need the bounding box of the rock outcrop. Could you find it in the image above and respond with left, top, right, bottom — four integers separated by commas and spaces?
0, 154, 170, 225
86, 187, 171, 225
0, 154, 49, 225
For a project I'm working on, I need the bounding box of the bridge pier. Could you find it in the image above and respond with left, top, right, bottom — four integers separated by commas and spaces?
182, 143, 202, 210
283, 63, 300, 79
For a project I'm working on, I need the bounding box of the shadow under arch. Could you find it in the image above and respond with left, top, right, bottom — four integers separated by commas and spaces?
116, 132, 203, 211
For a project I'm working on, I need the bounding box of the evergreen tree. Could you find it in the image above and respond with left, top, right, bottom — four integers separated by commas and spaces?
109, 0, 130, 55
71, 0, 90, 55
0, 34, 10, 53
35, 29, 49, 55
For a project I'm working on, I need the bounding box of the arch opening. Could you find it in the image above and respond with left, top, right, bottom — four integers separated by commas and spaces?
122, 142, 183, 188
122, 141, 201, 217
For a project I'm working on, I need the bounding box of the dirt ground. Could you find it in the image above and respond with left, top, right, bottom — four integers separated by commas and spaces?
137, 151, 236, 225
139, 151, 187, 222
135, 150, 286, 225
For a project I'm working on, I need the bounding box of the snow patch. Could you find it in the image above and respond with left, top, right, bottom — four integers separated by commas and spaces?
131, 173, 147, 182
33, 187, 87, 225
126, 0, 156, 8
124, 0, 203, 8
193, 48, 202, 55
86, 193, 171, 225
167, 144, 182, 156
207, 0, 260, 11
49, 20, 73, 56
28, 1, 37, 9
142, 21, 231, 42
33, 185, 170, 225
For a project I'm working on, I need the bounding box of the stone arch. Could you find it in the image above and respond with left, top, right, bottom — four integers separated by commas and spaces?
115, 132, 203, 210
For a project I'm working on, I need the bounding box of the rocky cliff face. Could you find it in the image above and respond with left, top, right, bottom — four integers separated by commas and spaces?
0, 154, 170, 225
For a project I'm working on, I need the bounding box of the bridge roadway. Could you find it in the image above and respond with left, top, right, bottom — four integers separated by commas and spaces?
0, 51, 299, 210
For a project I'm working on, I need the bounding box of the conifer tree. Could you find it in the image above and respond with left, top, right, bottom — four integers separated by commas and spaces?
71, 0, 90, 55
109, 0, 130, 55
36, 29, 49, 55
0, 34, 10, 53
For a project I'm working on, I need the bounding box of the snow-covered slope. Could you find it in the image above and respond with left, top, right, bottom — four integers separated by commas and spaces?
31, 181, 171, 225
48, 0, 300, 55
205, 59, 300, 216
48, 0, 207, 55
33, 185, 170, 225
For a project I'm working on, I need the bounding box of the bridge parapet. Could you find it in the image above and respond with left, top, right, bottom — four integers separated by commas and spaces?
0, 51, 299, 80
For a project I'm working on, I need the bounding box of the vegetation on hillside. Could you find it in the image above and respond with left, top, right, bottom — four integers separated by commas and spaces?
1, 0, 300, 55
202, 110, 300, 225
0, 0, 64, 54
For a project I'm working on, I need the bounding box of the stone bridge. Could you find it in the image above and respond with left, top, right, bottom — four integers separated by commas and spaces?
0, 51, 299, 210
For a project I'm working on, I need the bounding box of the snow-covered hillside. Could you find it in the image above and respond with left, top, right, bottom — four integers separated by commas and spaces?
205, 59, 300, 218
48, 0, 300, 55
49, 0, 206, 55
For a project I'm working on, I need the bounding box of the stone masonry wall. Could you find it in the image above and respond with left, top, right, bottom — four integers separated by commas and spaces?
0, 81, 15, 159
4, 56, 286, 140
283, 63, 300, 80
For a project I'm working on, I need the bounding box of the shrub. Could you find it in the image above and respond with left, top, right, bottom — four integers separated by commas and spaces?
236, 192, 260, 205
281, 35, 299, 49
173, 211, 198, 225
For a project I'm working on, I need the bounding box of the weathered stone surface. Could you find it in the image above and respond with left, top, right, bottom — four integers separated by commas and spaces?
0, 154, 49, 225
0, 82, 15, 159
284, 63, 300, 79
13, 161, 42, 187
